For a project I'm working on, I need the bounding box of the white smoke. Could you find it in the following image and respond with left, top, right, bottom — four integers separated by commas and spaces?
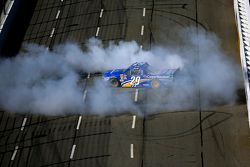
0, 45, 84, 114
0, 29, 242, 115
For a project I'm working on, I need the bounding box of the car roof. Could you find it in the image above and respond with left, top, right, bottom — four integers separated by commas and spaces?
129, 62, 149, 69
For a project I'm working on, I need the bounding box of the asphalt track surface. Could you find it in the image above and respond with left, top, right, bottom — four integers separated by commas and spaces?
1, 0, 250, 167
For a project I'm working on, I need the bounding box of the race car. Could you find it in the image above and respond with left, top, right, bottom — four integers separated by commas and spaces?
103, 62, 179, 88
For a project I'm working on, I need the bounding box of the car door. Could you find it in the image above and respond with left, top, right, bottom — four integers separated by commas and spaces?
120, 69, 133, 88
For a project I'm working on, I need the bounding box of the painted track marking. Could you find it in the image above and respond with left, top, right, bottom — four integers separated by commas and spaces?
11, 146, 19, 161
50, 28, 55, 37
70, 145, 76, 159
134, 89, 139, 102
20, 117, 27, 131
76, 116, 82, 130
143, 8, 146, 16
141, 25, 144, 35
132, 115, 136, 129
83, 90, 88, 101
56, 10, 61, 19
96, 27, 100, 36
99, 9, 104, 18
130, 144, 134, 158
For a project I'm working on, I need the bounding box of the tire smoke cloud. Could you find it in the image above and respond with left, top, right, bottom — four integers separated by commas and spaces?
0, 29, 242, 115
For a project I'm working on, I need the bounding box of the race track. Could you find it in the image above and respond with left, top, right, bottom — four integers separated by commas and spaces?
0, 0, 250, 167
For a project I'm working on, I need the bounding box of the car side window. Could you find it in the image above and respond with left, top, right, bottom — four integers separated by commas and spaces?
131, 68, 141, 76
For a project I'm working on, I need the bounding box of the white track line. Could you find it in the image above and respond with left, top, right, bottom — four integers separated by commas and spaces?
143, 8, 146, 16
70, 145, 76, 159
83, 73, 90, 101
130, 144, 134, 158
96, 27, 100, 37
11, 146, 19, 161
83, 90, 88, 101
99, 9, 104, 18
20, 117, 27, 131
140, 25, 144, 35
50, 28, 55, 37
132, 115, 136, 129
56, 10, 61, 19
134, 89, 139, 102
76, 116, 82, 130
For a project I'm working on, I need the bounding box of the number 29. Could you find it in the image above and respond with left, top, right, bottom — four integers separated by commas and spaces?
130, 76, 140, 86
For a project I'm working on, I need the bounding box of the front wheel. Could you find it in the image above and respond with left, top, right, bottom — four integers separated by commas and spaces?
151, 79, 161, 89
110, 78, 120, 87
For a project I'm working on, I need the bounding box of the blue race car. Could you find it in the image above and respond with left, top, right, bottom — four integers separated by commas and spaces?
103, 62, 179, 88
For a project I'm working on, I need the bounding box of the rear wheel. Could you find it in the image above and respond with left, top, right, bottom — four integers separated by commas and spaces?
151, 79, 160, 89
110, 78, 120, 87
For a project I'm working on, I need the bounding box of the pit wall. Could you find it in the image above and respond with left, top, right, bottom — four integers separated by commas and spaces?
234, 0, 250, 127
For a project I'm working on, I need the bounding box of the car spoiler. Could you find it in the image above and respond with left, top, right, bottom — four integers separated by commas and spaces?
163, 68, 179, 77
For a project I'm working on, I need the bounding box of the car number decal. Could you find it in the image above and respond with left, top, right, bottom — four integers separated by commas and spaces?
130, 76, 140, 86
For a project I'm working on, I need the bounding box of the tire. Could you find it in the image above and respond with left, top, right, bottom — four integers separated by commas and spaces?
151, 79, 160, 89
110, 78, 120, 87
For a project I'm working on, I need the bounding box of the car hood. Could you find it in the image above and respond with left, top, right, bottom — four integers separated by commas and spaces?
103, 69, 124, 78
